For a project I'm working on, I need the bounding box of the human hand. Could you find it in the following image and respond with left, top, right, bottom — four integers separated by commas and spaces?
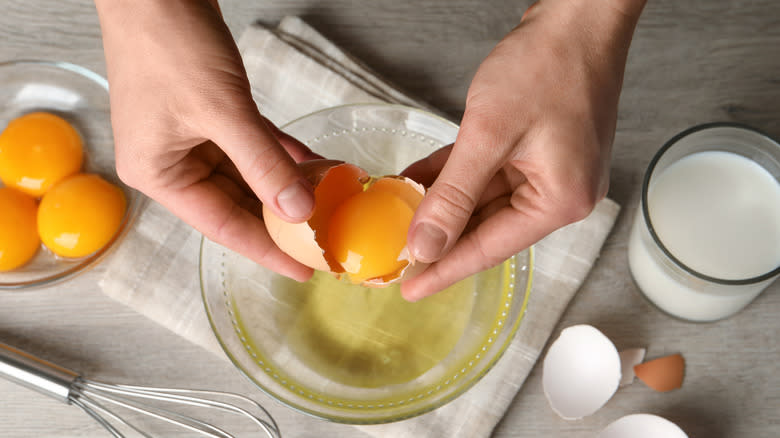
94, 0, 319, 281
400, 0, 646, 300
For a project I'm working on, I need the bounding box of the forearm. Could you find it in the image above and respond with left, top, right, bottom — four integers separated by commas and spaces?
606, 0, 647, 22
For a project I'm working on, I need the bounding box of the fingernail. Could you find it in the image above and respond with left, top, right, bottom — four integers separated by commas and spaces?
277, 181, 314, 220
411, 223, 447, 262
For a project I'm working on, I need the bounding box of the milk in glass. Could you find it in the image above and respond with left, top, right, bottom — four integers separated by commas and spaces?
628, 150, 780, 321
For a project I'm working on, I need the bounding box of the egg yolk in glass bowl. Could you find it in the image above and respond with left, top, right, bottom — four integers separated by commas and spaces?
37, 173, 126, 258
0, 187, 40, 271
0, 112, 83, 197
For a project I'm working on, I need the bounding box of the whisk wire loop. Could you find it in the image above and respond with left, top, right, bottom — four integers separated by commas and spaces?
78, 389, 234, 438
72, 395, 153, 438
71, 396, 129, 438
76, 380, 280, 437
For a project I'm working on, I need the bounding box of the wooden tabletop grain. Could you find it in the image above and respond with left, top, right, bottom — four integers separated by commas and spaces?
1, 1, 778, 437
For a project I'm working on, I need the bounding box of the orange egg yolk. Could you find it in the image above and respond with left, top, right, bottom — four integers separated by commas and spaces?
0, 112, 83, 197
0, 187, 40, 271
37, 173, 126, 258
327, 188, 414, 283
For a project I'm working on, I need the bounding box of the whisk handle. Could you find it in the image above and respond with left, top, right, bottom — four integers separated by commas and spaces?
0, 341, 79, 404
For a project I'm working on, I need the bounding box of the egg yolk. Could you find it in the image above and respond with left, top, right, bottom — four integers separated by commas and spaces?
37, 173, 126, 258
0, 112, 83, 197
0, 187, 40, 271
327, 188, 414, 283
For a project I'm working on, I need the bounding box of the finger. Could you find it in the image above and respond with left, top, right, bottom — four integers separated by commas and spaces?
474, 168, 525, 211
207, 106, 315, 224
403, 145, 522, 213
208, 171, 262, 217
407, 128, 508, 264
401, 201, 559, 301
211, 133, 319, 202
215, 157, 254, 199
464, 194, 512, 234
262, 116, 324, 163
155, 178, 314, 282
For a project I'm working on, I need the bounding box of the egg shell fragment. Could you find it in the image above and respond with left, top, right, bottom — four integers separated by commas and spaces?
618, 348, 646, 386
633, 353, 685, 392
542, 324, 621, 420
599, 414, 688, 438
263, 214, 329, 272
263, 159, 426, 286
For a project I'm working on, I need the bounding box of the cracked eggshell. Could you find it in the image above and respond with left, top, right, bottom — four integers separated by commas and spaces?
264, 212, 330, 271
263, 159, 427, 286
542, 324, 621, 420
599, 414, 688, 438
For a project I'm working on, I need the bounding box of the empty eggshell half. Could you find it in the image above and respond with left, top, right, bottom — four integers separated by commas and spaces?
599, 414, 688, 438
263, 159, 426, 286
542, 325, 621, 420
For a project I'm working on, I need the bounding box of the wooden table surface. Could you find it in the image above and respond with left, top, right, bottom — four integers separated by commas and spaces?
1, 0, 778, 437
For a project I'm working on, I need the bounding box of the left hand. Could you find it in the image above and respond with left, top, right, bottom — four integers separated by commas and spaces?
400, 0, 645, 301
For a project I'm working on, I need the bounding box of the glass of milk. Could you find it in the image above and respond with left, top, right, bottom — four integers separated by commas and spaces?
628, 123, 780, 322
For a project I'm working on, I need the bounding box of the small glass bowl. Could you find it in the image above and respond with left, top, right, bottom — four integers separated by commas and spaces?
201, 103, 533, 424
0, 60, 143, 289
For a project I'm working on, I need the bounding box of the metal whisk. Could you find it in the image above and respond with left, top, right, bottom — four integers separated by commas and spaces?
0, 341, 281, 438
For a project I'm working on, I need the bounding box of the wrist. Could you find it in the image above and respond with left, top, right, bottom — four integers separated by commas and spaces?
536, 0, 645, 49
530, 0, 646, 27
94, 0, 221, 25
605, 0, 647, 22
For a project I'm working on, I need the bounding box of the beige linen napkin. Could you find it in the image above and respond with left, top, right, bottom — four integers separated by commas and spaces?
99, 16, 620, 438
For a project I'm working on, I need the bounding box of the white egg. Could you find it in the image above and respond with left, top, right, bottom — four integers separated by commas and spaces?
542, 324, 621, 420
599, 414, 688, 438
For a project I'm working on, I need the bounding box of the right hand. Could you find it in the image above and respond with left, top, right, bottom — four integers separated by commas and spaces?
400, 0, 645, 300
94, 0, 319, 281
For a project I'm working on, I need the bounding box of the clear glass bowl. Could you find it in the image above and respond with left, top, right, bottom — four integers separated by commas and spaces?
200, 104, 533, 424
0, 60, 143, 289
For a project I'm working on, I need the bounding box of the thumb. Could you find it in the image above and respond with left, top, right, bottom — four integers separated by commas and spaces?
407, 129, 500, 263
207, 104, 315, 223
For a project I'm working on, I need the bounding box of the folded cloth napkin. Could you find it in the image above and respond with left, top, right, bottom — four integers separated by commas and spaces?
99, 16, 620, 438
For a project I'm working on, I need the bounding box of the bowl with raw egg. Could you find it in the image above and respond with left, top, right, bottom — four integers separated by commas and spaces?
0, 60, 142, 289
200, 103, 533, 424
